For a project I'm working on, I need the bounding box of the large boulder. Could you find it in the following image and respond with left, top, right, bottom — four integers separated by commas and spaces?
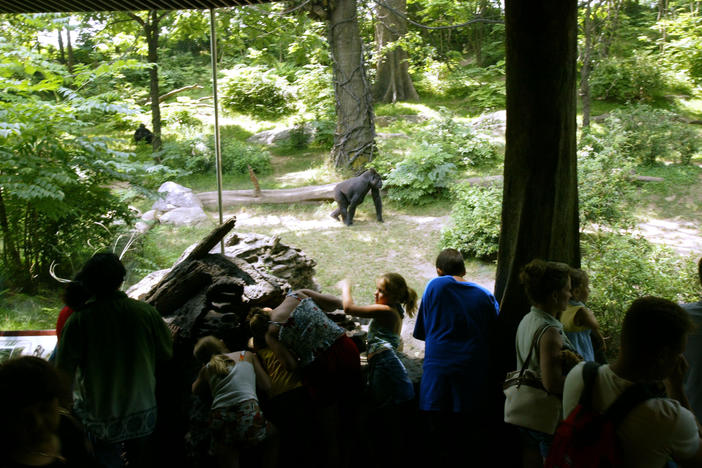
152, 181, 203, 212
159, 207, 209, 226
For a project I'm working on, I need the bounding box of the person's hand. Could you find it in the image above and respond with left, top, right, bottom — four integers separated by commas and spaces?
335, 279, 351, 291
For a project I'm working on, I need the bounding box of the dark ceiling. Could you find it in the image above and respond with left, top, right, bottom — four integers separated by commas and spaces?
0, 0, 272, 14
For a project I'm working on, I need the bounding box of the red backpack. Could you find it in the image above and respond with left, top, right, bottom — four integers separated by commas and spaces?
545, 361, 660, 468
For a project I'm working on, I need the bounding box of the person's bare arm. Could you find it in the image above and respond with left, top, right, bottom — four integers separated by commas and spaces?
539, 327, 566, 395
192, 366, 209, 395
297, 289, 343, 312
338, 279, 396, 319
574, 306, 600, 330
265, 324, 299, 371
251, 353, 273, 397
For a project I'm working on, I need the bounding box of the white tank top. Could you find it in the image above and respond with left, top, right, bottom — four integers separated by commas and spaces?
208, 352, 258, 410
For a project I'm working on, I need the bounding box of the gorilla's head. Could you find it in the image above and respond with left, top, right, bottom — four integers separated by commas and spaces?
368, 168, 382, 189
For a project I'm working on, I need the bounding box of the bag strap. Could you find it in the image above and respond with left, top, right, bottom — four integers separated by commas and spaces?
579, 361, 663, 427
579, 361, 602, 407
519, 324, 552, 378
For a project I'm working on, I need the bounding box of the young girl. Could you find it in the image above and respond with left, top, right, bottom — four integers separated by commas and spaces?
560, 268, 606, 363
192, 336, 277, 468
338, 273, 417, 408
338, 273, 417, 468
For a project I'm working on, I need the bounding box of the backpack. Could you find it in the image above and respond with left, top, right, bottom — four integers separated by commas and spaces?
545, 361, 660, 468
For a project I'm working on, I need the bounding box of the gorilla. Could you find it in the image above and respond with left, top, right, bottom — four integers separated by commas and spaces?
134, 124, 153, 144
330, 168, 383, 226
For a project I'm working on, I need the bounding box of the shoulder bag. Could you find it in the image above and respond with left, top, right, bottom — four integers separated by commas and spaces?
503, 324, 562, 434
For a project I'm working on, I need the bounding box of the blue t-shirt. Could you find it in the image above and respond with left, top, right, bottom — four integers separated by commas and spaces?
413, 276, 499, 412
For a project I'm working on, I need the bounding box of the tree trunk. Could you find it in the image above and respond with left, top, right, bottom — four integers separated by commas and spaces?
327, 0, 377, 169
146, 11, 163, 153
496, 0, 579, 373
57, 30, 65, 64
0, 188, 21, 276
65, 27, 74, 74
580, 0, 594, 128
373, 0, 419, 103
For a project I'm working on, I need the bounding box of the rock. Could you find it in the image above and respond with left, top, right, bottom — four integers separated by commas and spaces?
141, 210, 159, 222
135, 221, 151, 233
126, 268, 169, 300
247, 124, 314, 146
159, 207, 209, 226
153, 181, 203, 212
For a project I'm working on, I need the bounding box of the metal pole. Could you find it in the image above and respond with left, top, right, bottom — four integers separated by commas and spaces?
209, 8, 225, 254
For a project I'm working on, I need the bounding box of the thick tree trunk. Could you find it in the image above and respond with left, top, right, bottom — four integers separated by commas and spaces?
496, 0, 579, 370
57, 30, 65, 64
580, 0, 594, 128
65, 27, 74, 74
327, 0, 376, 169
146, 11, 162, 153
373, 0, 419, 103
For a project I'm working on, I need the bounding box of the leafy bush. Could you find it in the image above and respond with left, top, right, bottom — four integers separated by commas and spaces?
293, 64, 334, 117
590, 54, 665, 102
382, 143, 457, 205
442, 61, 506, 112
416, 113, 500, 168
162, 136, 272, 175
577, 131, 636, 228
598, 104, 700, 165
165, 109, 202, 128
220, 65, 294, 119
582, 232, 700, 356
441, 183, 502, 260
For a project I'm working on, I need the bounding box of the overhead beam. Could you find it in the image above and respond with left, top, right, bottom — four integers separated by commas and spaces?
0, 0, 271, 14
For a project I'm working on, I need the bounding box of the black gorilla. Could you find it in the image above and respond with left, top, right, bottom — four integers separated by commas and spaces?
330, 168, 383, 226
134, 124, 153, 144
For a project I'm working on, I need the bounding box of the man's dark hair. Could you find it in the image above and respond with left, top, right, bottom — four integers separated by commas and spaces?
621, 296, 693, 359
65, 252, 126, 309
436, 248, 466, 276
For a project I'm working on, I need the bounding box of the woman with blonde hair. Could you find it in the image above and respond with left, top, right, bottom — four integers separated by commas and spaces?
192, 336, 277, 468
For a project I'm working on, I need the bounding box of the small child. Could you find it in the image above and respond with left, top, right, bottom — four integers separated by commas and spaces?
560, 268, 606, 363
192, 335, 277, 468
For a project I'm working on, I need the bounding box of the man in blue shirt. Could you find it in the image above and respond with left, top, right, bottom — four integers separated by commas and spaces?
413, 248, 499, 466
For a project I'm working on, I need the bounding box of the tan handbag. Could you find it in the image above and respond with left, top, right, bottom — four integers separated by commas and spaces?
503, 325, 562, 435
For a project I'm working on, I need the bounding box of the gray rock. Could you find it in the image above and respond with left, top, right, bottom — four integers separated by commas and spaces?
159, 207, 209, 226
247, 124, 314, 146
141, 210, 159, 222
152, 181, 203, 211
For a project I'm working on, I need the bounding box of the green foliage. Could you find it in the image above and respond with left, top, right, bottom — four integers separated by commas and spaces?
582, 232, 700, 352
590, 54, 665, 102
381, 143, 457, 205
293, 63, 335, 117
442, 61, 506, 112
220, 65, 295, 120
0, 44, 140, 291
577, 130, 636, 228
161, 135, 272, 176
656, 12, 702, 85
441, 183, 502, 260
597, 104, 700, 165
415, 112, 500, 167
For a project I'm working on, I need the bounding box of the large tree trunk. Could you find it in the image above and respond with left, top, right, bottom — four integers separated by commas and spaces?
496, 0, 580, 372
327, 0, 377, 169
65, 27, 74, 74
57, 30, 65, 64
373, 0, 419, 103
580, 0, 594, 128
146, 11, 163, 153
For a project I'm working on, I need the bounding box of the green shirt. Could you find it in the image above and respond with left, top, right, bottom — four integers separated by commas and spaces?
56, 291, 173, 443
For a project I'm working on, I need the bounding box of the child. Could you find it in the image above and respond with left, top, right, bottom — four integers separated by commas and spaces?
192, 335, 277, 468
560, 268, 606, 363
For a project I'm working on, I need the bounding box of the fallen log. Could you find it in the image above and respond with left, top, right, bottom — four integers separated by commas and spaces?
197, 183, 336, 208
